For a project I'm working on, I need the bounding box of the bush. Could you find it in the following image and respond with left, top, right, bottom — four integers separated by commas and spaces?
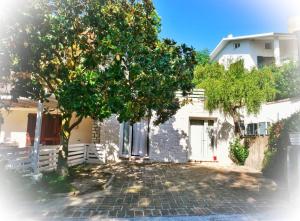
262, 148, 277, 170
230, 138, 249, 165
262, 111, 300, 184
271, 62, 300, 100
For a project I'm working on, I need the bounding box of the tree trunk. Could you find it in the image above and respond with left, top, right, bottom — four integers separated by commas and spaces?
57, 115, 71, 176
57, 114, 84, 176
232, 111, 242, 138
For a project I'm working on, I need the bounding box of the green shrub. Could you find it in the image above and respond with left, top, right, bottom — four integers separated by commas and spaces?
262, 148, 277, 170
270, 62, 300, 100
262, 111, 300, 183
230, 138, 249, 165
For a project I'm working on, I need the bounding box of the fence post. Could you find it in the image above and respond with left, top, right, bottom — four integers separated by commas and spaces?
32, 101, 43, 178
84, 144, 88, 163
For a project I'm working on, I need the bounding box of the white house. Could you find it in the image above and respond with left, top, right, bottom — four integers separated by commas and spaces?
210, 32, 299, 69
2, 21, 300, 167
92, 27, 300, 165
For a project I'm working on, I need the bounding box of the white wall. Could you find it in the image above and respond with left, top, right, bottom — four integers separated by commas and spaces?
97, 101, 235, 165
279, 39, 299, 62
69, 115, 92, 144
94, 97, 300, 165
215, 38, 298, 69
0, 108, 92, 147
0, 108, 34, 147
215, 40, 257, 70
149, 101, 235, 164
244, 97, 300, 124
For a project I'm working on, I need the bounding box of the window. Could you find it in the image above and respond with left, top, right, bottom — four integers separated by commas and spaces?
265, 42, 272, 50
246, 123, 258, 136
258, 122, 271, 136
233, 42, 240, 49
245, 122, 271, 136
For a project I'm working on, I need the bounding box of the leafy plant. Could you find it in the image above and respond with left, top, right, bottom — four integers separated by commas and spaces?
262, 111, 300, 182
194, 60, 275, 137
2, 0, 196, 175
229, 138, 249, 165
195, 49, 211, 65
270, 62, 300, 100
262, 148, 277, 170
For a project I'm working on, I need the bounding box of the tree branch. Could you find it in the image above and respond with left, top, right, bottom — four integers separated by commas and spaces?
67, 115, 84, 132
39, 75, 55, 93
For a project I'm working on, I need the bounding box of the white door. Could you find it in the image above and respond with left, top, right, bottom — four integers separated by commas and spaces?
120, 120, 148, 157
189, 120, 214, 161
131, 120, 148, 156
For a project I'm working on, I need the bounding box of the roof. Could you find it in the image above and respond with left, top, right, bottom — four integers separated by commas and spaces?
210, 32, 297, 60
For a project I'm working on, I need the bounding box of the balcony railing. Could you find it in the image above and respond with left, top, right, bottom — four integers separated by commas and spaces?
175, 89, 205, 101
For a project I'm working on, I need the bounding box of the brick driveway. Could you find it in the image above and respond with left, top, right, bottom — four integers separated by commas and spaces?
9, 163, 289, 220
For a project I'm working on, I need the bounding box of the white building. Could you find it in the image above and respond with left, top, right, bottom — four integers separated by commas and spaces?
2, 21, 300, 168
210, 32, 299, 69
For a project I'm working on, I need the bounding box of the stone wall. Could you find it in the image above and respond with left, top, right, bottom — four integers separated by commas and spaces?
92, 120, 101, 144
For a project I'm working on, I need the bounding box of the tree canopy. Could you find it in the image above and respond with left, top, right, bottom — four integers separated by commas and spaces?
193, 60, 275, 136
195, 49, 210, 65
271, 62, 300, 100
1, 0, 196, 173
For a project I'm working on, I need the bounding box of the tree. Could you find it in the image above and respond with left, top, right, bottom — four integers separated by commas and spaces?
271, 62, 300, 100
194, 60, 275, 137
2, 0, 196, 174
195, 49, 210, 65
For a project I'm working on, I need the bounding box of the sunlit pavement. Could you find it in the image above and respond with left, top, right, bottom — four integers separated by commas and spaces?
1, 163, 292, 220
14, 212, 300, 221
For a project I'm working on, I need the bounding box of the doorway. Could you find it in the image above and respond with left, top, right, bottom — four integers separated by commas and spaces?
189, 119, 215, 161
121, 119, 149, 157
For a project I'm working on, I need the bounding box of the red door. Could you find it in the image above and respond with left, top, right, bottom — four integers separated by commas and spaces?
26, 114, 62, 146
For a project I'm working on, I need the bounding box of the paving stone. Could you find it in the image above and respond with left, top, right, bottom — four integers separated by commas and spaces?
134, 210, 144, 217
72, 211, 82, 217
151, 210, 162, 217
24, 163, 289, 220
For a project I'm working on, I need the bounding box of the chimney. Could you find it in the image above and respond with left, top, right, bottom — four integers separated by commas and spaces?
227, 34, 233, 38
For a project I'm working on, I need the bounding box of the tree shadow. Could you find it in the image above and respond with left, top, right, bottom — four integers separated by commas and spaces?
27, 162, 288, 220
150, 117, 189, 163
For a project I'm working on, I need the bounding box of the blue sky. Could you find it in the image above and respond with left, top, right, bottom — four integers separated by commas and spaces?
153, 0, 300, 52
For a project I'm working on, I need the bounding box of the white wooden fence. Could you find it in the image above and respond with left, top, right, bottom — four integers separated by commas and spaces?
86, 144, 106, 164
0, 144, 106, 174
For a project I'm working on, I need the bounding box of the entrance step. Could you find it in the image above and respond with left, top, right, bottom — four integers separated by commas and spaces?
119, 156, 150, 163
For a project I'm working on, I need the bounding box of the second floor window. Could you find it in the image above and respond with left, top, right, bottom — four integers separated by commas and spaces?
233, 42, 240, 49
265, 42, 272, 50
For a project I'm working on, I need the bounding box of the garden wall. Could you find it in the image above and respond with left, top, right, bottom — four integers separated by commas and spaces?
245, 136, 269, 171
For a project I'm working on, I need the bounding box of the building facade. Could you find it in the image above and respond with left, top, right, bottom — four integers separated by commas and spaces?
210, 33, 299, 69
